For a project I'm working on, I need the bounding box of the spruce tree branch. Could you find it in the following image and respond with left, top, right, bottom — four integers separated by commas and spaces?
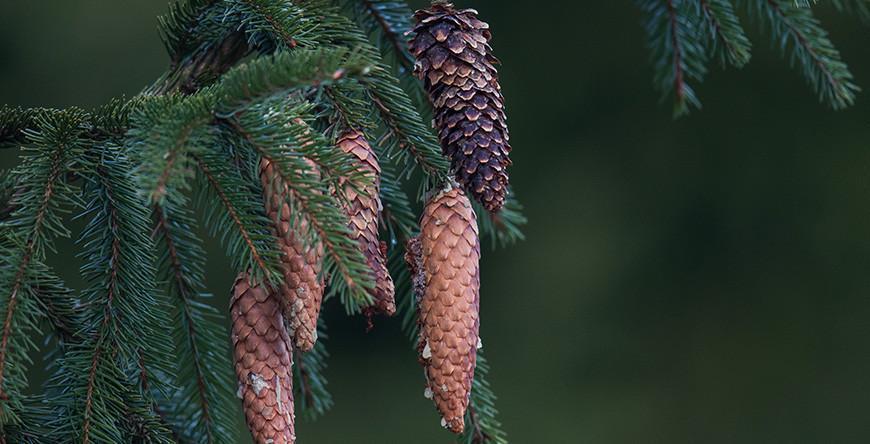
667, 0, 688, 106
239, 0, 299, 48
231, 121, 374, 308
157, 30, 252, 95
192, 155, 271, 278
294, 351, 316, 411
358, 0, 415, 69
153, 207, 215, 443
697, 0, 751, 67
0, 132, 71, 400
767, 0, 839, 89
756, 0, 858, 108
81, 181, 122, 444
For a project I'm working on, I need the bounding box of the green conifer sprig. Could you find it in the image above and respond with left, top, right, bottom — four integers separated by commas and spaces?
0, 109, 88, 428
343, 0, 429, 113
830, 0, 870, 21
152, 196, 239, 444
637, 0, 864, 115
752, 0, 859, 109
231, 0, 451, 183
462, 354, 508, 444
228, 102, 377, 312
48, 143, 176, 443
695, 0, 752, 67
193, 145, 281, 285
293, 322, 334, 421
637, 0, 709, 116
474, 195, 527, 250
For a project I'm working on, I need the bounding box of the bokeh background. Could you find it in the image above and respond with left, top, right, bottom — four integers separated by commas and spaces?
3, 1, 870, 442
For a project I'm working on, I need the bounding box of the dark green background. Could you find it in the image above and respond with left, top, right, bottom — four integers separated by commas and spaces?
3, 1, 870, 442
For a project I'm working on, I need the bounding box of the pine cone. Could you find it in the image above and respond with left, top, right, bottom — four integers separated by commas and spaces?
230, 274, 296, 444
336, 130, 396, 316
260, 157, 324, 352
410, 2, 512, 213
406, 185, 481, 433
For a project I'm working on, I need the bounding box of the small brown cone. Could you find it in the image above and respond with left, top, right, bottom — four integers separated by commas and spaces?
260, 157, 325, 352
406, 185, 480, 433
410, 2, 512, 213
230, 273, 296, 444
336, 130, 396, 316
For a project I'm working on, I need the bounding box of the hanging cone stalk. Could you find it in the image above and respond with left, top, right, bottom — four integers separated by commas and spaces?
406, 185, 481, 433
410, 2, 512, 213
230, 273, 296, 444
260, 156, 325, 352
336, 129, 396, 316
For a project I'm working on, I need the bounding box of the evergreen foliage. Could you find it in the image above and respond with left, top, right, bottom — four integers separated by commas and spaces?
636, 0, 864, 116
0, 0, 524, 442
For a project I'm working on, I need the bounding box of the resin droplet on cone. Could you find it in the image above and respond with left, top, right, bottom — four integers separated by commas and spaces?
230, 274, 296, 444
336, 129, 396, 316
260, 157, 325, 351
406, 186, 481, 433
410, 2, 512, 213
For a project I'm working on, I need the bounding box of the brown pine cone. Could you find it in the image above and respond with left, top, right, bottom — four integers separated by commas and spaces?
230, 273, 296, 444
260, 157, 325, 352
406, 185, 481, 433
410, 2, 512, 213
336, 130, 396, 316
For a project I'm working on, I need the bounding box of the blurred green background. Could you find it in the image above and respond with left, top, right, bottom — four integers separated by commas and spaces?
3, 1, 870, 443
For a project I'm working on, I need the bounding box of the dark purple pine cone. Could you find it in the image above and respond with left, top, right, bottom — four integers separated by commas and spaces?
410, 2, 512, 213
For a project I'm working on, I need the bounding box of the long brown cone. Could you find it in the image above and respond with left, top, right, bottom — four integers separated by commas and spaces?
336, 130, 396, 316
260, 157, 324, 352
410, 2, 512, 213
231, 273, 296, 444
406, 185, 481, 433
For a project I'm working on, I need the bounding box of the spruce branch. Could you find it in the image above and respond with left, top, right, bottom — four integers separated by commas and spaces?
49, 143, 175, 443
695, 0, 752, 67
152, 197, 239, 444
152, 0, 251, 95
293, 323, 333, 421
830, 0, 870, 21
227, 107, 377, 312
0, 107, 42, 149
0, 108, 87, 428
637, 0, 709, 116
193, 150, 280, 285
349, 0, 416, 72
133, 47, 369, 205
750, 0, 859, 109
473, 194, 527, 250
231, 0, 451, 183
462, 354, 507, 444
